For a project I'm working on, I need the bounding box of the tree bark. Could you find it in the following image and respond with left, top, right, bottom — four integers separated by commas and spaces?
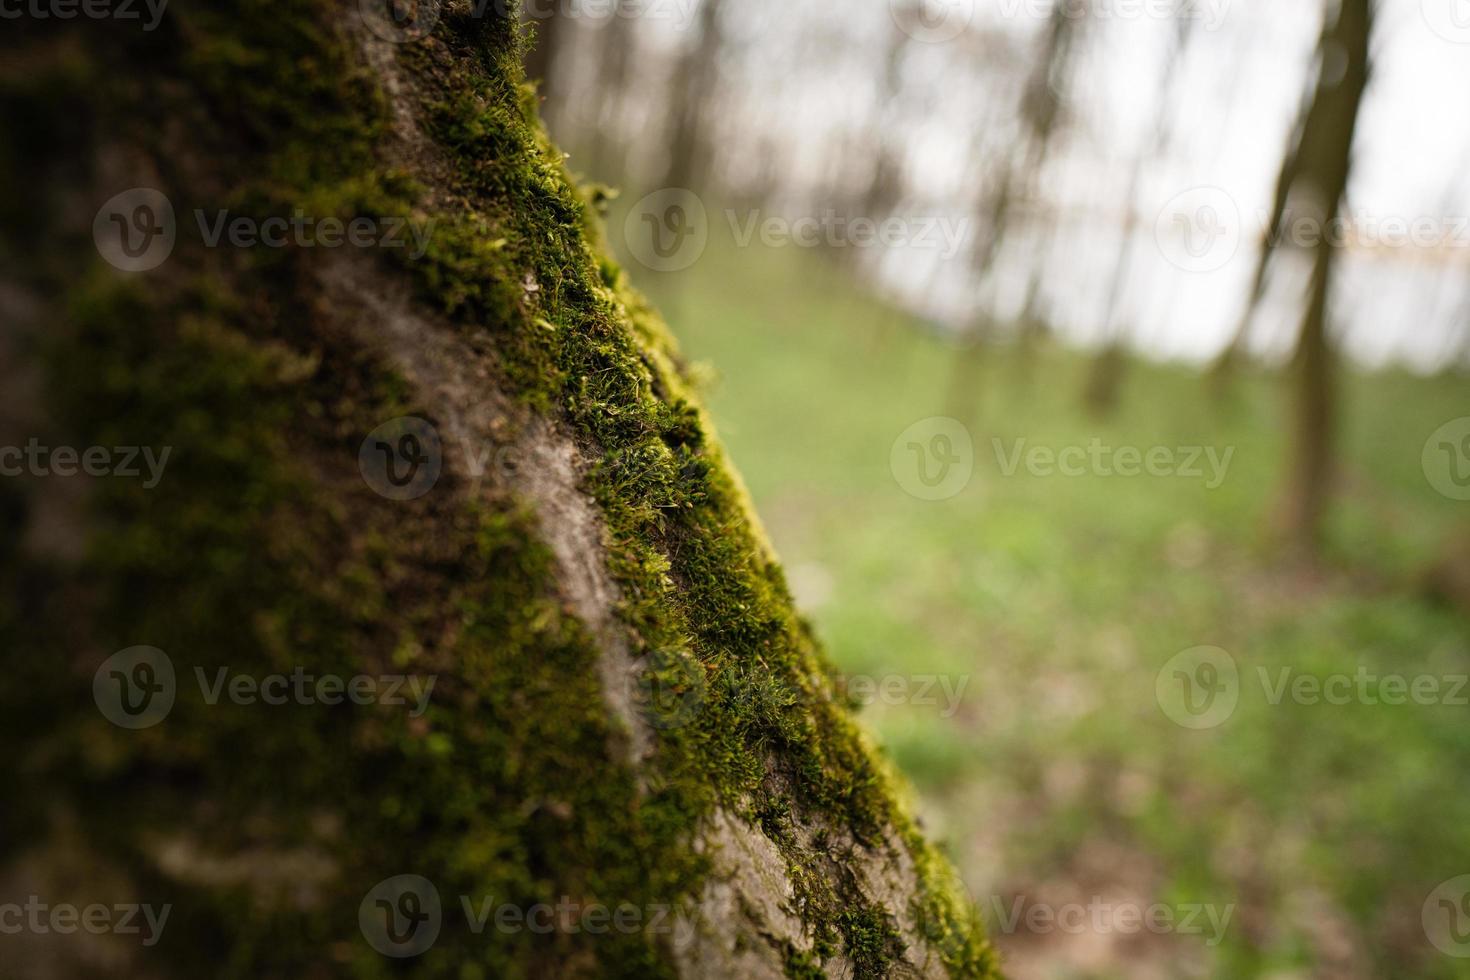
0, 4, 994, 978
1274, 0, 1374, 554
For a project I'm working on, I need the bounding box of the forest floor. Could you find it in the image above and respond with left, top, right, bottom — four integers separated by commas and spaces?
651, 241, 1470, 979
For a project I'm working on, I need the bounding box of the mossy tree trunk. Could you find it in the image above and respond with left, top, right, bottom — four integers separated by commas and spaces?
0, 3, 994, 979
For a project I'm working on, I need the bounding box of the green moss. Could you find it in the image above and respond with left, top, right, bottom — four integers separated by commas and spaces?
4, 1, 996, 977
784, 943, 827, 980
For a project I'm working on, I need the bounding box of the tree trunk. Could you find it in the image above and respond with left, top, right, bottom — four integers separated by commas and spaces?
1207, 84, 1311, 394
946, 2, 1085, 419
1274, 0, 1374, 555
659, 0, 725, 192
587, 1, 637, 179
0, 5, 994, 979
1278, 244, 1337, 553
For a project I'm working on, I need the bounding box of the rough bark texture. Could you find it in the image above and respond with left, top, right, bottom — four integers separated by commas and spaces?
0, 3, 995, 978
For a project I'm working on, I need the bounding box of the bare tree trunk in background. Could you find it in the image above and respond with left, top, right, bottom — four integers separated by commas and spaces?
1082, 17, 1193, 417
855, 20, 913, 347
660, 0, 725, 192
0, 6, 996, 978
1207, 70, 1315, 394
1282, 245, 1337, 552
648, 0, 725, 325
945, 3, 1087, 422
1276, 0, 1374, 556
588, 1, 636, 180
523, 2, 567, 122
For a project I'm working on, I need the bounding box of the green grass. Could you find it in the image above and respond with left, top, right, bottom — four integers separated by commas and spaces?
641, 238, 1470, 978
